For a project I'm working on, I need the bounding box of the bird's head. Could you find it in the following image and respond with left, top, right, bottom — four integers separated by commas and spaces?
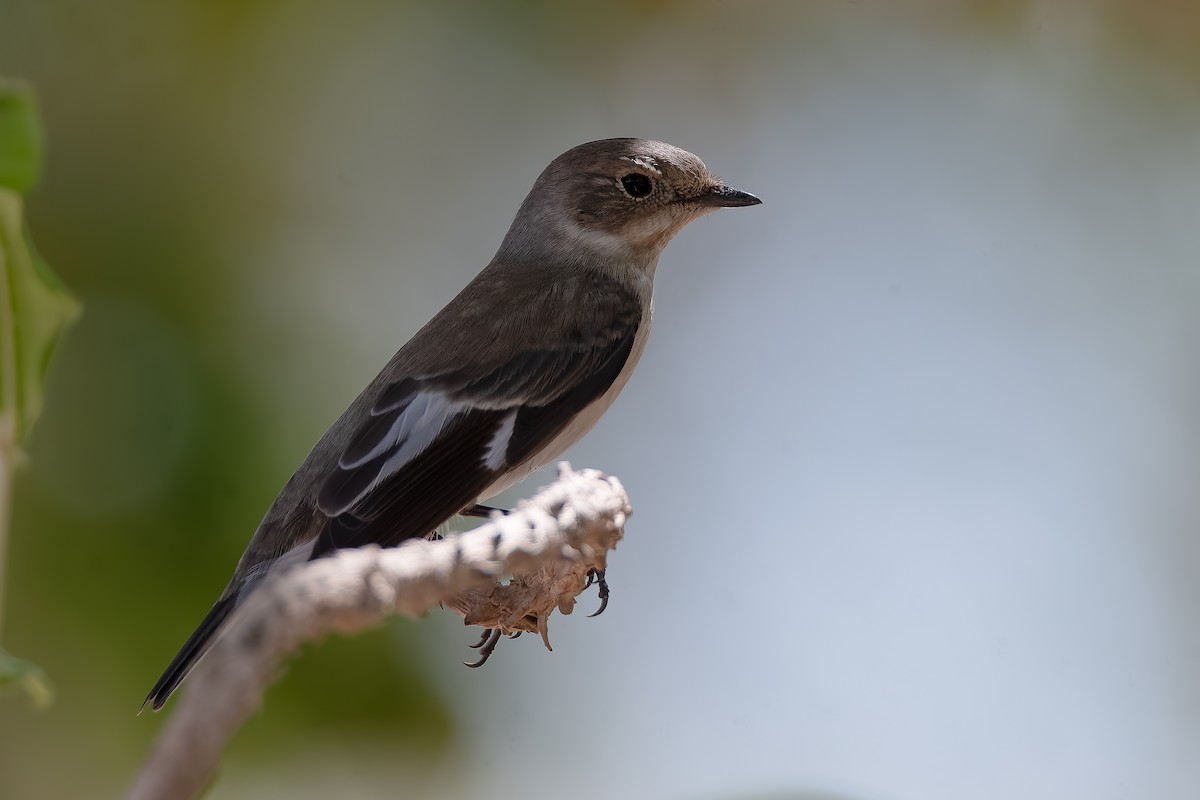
497, 138, 760, 278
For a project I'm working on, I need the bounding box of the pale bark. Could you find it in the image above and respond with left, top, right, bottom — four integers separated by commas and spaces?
128, 464, 630, 800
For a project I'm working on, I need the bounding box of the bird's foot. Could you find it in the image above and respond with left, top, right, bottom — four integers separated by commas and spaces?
584, 568, 610, 617
464, 628, 523, 668
464, 629, 502, 668
461, 504, 606, 665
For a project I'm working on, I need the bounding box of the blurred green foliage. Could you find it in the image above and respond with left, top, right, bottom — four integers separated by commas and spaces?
0, 9, 456, 796
0, 80, 42, 194
0, 80, 82, 443
0, 78, 80, 708
0, 646, 51, 707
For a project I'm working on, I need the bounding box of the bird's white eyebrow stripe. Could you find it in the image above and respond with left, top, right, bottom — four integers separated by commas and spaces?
621, 155, 662, 175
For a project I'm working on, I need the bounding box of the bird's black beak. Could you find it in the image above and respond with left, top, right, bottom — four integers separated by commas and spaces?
695, 184, 762, 208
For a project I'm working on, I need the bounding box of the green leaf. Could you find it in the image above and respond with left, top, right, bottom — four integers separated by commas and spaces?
0, 80, 42, 194
0, 80, 79, 446
1, 77, 81, 443
0, 191, 81, 445
0, 81, 77, 708
0, 645, 54, 708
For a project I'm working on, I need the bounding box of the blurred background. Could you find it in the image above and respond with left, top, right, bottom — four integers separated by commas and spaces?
2, 1, 1200, 798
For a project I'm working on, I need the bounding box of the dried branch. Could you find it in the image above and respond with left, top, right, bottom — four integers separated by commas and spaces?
127, 463, 630, 800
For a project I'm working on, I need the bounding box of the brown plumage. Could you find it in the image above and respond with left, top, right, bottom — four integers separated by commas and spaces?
145, 138, 760, 710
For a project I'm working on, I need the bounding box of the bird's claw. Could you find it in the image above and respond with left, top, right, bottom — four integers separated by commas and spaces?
464, 628, 503, 668
585, 568, 610, 617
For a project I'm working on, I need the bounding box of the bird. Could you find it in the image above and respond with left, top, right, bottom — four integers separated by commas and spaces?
144, 137, 761, 711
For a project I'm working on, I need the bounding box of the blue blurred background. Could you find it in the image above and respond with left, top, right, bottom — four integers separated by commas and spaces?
2, 1, 1199, 798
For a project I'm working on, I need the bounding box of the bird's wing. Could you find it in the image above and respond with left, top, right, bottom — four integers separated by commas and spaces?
308, 320, 639, 557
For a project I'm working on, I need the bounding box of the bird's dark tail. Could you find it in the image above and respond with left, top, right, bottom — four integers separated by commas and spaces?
142, 595, 237, 713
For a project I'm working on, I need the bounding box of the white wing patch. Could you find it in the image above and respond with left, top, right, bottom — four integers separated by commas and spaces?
485, 410, 517, 470
368, 390, 460, 481
339, 390, 458, 471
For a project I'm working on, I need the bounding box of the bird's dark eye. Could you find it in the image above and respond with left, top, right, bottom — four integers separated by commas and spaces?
620, 173, 653, 198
